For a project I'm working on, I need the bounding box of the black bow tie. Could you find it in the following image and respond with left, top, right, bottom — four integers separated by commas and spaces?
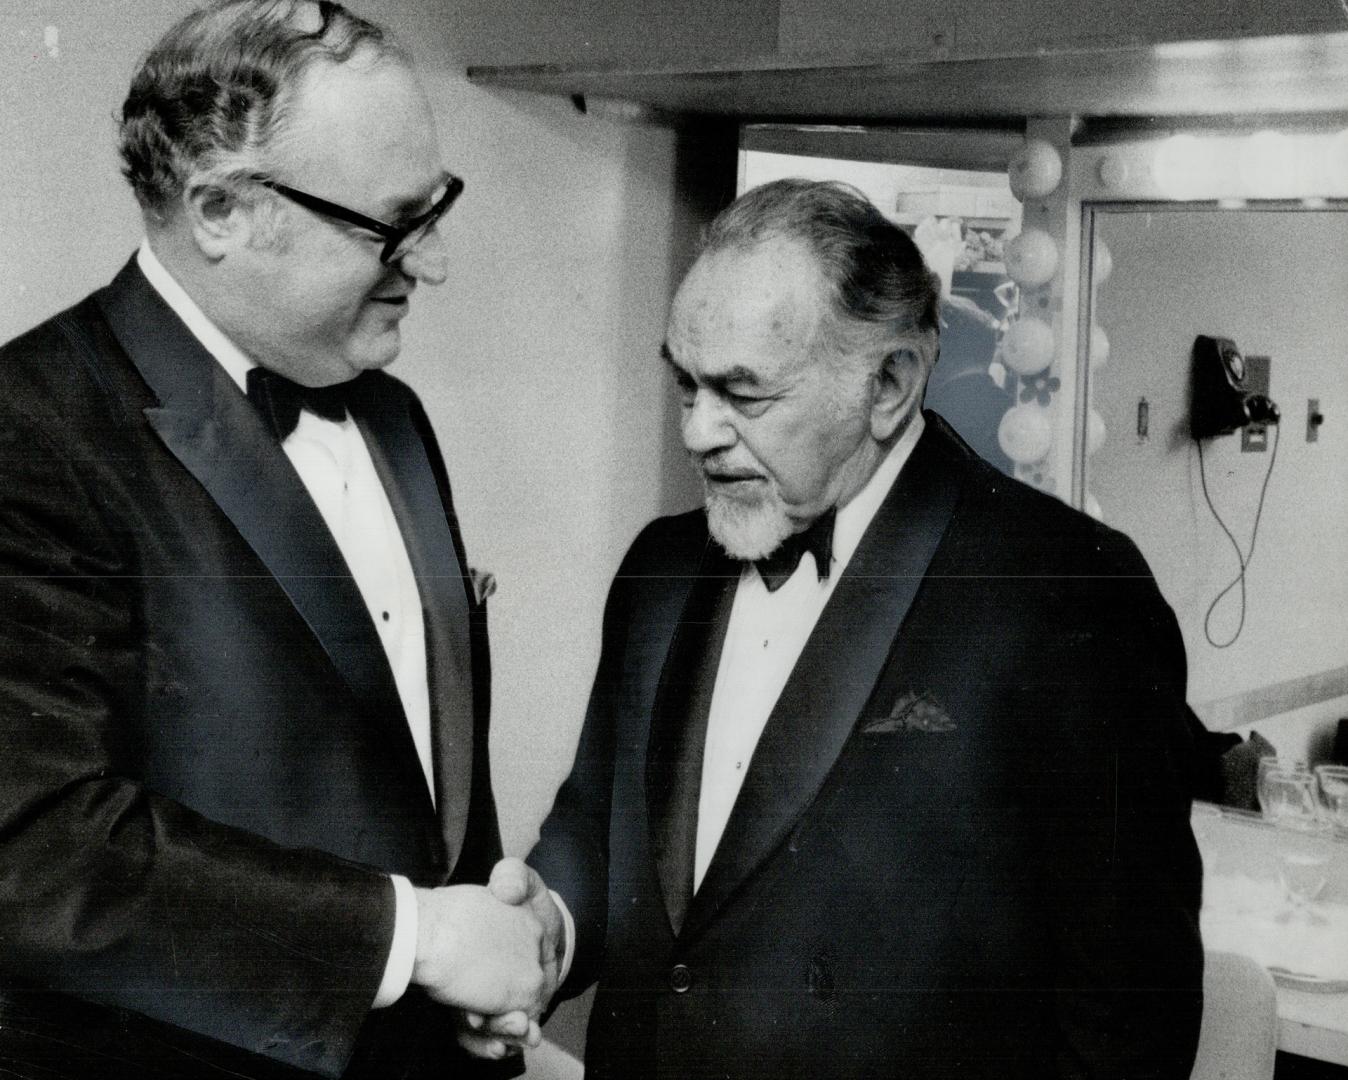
245, 367, 353, 441
754, 508, 836, 592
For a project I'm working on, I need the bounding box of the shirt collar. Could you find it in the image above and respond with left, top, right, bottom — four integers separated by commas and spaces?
829, 411, 926, 575
137, 240, 256, 394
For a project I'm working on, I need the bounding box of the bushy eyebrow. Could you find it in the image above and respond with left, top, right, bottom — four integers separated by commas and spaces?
384, 170, 452, 222
659, 343, 764, 389
660, 344, 693, 386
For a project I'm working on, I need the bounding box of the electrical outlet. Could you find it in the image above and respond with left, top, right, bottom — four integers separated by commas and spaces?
1307, 398, 1323, 443
1241, 354, 1271, 452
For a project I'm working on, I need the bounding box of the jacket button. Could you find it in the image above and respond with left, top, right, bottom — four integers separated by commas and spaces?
808, 957, 834, 1002
669, 963, 692, 993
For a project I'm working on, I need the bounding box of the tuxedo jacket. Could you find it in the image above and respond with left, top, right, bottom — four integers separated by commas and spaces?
532, 414, 1204, 1080
0, 260, 510, 1079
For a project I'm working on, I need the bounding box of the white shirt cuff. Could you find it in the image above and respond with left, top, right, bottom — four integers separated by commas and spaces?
372, 874, 418, 1008
550, 889, 576, 982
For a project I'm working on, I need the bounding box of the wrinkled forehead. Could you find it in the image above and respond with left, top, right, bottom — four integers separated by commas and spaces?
668, 239, 829, 357
272, 55, 444, 203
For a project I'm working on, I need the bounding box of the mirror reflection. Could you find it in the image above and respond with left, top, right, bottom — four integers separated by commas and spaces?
1083, 206, 1348, 768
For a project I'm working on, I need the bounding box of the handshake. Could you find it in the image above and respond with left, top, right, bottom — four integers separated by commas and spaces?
412, 858, 566, 1060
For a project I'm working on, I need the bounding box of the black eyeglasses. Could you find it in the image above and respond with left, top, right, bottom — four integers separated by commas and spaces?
256, 173, 464, 264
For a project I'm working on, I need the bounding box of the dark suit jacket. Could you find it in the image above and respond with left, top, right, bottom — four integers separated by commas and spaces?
532, 414, 1204, 1080
0, 260, 509, 1079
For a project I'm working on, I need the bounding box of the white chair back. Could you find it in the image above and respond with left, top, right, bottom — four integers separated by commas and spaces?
524, 1037, 585, 1079
1190, 950, 1279, 1080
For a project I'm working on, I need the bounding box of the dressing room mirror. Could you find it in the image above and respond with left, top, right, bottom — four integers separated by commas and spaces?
1081, 202, 1348, 766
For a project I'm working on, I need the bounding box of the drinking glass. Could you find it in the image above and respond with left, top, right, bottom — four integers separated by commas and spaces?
1257, 758, 1315, 823
1316, 764, 1348, 835
1258, 759, 1331, 922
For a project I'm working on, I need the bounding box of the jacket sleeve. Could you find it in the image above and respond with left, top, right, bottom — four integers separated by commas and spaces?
1046, 531, 1205, 1080
528, 528, 659, 1000
0, 362, 394, 1078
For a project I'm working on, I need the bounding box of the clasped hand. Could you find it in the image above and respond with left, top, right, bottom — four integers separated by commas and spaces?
411, 858, 565, 1060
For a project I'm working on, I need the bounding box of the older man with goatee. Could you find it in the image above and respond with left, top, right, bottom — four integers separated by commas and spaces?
525, 178, 1204, 1080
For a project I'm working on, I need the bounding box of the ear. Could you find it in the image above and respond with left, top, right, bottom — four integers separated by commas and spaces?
869, 337, 935, 441
182, 180, 254, 260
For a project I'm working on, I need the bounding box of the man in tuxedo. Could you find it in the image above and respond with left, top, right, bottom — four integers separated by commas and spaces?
528, 179, 1205, 1078
0, 2, 561, 1077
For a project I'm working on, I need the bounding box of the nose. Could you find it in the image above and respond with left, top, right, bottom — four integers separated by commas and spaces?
681, 389, 736, 456
396, 225, 449, 285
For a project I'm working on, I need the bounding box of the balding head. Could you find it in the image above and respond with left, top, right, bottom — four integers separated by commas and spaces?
664, 181, 939, 560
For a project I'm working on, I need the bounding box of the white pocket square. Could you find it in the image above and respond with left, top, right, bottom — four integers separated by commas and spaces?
468, 567, 496, 605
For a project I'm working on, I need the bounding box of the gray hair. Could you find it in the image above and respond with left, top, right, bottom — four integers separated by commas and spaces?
119, 0, 403, 217
703, 178, 941, 362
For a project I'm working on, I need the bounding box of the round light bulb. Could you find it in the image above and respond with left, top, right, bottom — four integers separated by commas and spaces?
1000, 317, 1055, 376
1089, 325, 1111, 370
1086, 408, 1107, 456
1004, 229, 1059, 288
1097, 152, 1130, 190
1092, 240, 1113, 285
997, 403, 1054, 465
1153, 134, 1229, 200
1323, 129, 1348, 198
1008, 139, 1064, 202
1238, 130, 1296, 199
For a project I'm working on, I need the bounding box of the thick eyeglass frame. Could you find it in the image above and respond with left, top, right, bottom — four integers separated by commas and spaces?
256, 174, 464, 264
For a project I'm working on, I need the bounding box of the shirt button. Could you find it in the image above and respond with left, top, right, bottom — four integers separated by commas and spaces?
669, 963, 692, 993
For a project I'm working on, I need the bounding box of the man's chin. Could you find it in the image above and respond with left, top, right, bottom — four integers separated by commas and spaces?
705, 491, 792, 562
347, 338, 401, 374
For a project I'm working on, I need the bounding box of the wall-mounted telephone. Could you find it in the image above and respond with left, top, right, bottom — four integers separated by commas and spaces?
1190, 335, 1280, 440
1189, 335, 1284, 649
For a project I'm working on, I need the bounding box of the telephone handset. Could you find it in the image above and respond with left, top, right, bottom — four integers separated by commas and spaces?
1190, 335, 1279, 440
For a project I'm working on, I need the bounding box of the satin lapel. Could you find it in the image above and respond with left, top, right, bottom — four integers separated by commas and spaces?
94, 260, 404, 723
352, 381, 474, 871
683, 422, 968, 939
646, 536, 739, 936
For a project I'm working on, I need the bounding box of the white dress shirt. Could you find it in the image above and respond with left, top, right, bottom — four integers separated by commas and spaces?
137, 244, 421, 1006
693, 414, 926, 890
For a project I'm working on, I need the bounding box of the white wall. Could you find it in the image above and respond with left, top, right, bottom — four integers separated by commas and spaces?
385, 69, 714, 852
0, 1, 716, 854
1086, 207, 1348, 746
0, 6, 179, 324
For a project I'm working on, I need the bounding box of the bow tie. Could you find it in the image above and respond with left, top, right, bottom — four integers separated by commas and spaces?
246, 367, 353, 441
754, 508, 836, 592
